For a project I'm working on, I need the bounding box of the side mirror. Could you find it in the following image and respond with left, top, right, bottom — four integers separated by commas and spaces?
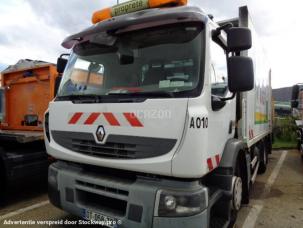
228, 56, 254, 93
291, 85, 299, 108
292, 100, 299, 109
227, 27, 252, 52
57, 54, 69, 74
54, 76, 62, 96
88, 62, 102, 73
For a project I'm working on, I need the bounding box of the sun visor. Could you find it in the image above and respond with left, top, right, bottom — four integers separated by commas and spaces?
61, 6, 207, 49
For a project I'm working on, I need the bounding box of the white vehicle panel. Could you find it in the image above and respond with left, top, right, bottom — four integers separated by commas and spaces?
241, 15, 271, 147
47, 99, 188, 176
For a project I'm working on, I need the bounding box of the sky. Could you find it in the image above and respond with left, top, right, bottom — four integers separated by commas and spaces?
0, 63, 6, 72
0, 0, 301, 88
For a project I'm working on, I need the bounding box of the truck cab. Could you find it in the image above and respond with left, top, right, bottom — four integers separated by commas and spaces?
46, 1, 271, 227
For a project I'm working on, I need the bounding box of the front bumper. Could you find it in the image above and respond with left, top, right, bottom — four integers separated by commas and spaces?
48, 161, 209, 228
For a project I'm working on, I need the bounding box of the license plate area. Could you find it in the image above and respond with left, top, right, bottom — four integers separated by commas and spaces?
83, 209, 119, 228
77, 189, 127, 217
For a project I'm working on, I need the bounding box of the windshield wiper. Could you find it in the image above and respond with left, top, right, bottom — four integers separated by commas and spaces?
56, 91, 175, 103
107, 91, 174, 98
56, 94, 103, 103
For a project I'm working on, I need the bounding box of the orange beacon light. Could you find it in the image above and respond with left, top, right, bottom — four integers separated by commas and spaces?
92, 0, 187, 24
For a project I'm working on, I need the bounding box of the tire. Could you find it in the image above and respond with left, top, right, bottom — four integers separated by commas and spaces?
229, 156, 244, 227
258, 142, 267, 174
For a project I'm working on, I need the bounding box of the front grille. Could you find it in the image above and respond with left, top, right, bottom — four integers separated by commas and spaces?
71, 139, 137, 159
52, 131, 177, 159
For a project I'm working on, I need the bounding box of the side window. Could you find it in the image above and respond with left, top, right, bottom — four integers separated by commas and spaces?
61, 58, 104, 95
70, 59, 104, 87
211, 41, 228, 97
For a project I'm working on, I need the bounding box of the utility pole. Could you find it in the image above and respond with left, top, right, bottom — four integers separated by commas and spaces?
117, 0, 119, 4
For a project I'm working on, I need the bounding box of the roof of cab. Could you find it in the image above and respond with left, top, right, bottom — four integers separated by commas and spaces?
62, 6, 208, 49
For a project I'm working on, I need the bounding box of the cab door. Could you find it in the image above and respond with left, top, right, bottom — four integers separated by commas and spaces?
206, 34, 237, 171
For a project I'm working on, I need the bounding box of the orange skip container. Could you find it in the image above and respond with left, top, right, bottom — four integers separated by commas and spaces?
0, 62, 58, 141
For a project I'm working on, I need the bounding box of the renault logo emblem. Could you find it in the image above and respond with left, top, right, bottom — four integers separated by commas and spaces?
96, 126, 106, 142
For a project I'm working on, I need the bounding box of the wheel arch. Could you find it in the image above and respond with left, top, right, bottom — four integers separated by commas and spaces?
219, 138, 250, 204
219, 138, 246, 170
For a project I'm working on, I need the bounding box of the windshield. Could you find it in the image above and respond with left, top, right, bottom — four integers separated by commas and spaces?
57, 23, 205, 99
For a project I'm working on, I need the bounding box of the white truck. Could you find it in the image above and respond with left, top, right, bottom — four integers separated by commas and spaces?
292, 84, 303, 157
45, 1, 272, 227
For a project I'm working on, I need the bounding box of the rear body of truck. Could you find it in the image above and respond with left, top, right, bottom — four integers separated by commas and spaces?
0, 61, 59, 195
46, 2, 272, 227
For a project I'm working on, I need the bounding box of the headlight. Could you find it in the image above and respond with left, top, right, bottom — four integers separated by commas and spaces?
155, 188, 208, 217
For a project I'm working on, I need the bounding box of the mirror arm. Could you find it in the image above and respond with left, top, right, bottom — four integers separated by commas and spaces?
212, 23, 233, 51
220, 92, 236, 101
60, 53, 70, 58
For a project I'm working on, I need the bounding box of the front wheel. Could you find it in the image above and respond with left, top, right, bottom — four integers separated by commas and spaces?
229, 157, 244, 227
